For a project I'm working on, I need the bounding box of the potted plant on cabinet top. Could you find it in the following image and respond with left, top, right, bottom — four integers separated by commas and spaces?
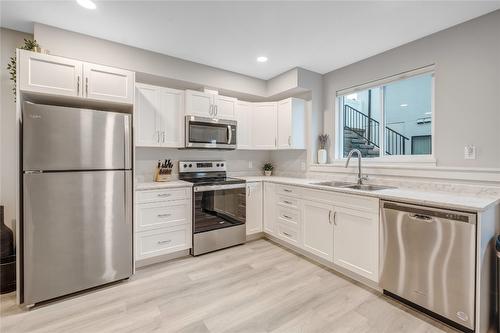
263, 162, 274, 176
318, 134, 329, 164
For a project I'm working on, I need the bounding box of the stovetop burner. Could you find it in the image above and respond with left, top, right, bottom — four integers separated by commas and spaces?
178, 160, 245, 186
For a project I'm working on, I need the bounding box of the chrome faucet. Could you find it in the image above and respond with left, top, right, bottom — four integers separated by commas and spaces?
345, 149, 368, 185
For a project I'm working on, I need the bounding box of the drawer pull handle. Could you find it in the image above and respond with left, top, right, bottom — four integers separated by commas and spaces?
282, 215, 292, 220
283, 189, 292, 193
283, 232, 292, 237
157, 213, 171, 218
157, 240, 172, 245
157, 193, 171, 197
283, 200, 293, 205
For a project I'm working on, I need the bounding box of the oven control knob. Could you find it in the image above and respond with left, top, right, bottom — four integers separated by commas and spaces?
221, 163, 224, 167
183, 164, 187, 168
189, 164, 193, 168
216, 163, 220, 167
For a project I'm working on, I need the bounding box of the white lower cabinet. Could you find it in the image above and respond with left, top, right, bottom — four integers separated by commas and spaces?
263, 182, 276, 235
261, 182, 380, 283
302, 200, 334, 261
246, 182, 263, 235
333, 206, 379, 282
135, 187, 192, 261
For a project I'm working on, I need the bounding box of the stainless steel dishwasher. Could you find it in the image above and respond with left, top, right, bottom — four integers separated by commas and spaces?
380, 201, 476, 332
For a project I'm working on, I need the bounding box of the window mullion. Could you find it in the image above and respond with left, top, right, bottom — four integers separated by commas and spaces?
379, 87, 385, 157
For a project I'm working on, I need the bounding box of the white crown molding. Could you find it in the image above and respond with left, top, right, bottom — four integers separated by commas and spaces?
309, 163, 500, 184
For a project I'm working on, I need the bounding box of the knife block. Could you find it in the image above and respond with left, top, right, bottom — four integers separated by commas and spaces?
154, 167, 172, 182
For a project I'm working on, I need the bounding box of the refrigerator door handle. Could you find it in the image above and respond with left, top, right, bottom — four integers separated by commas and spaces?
125, 171, 132, 226
124, 115, 131, 170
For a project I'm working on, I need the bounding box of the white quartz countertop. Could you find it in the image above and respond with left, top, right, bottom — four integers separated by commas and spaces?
238, 176, 500, 212
136, 180, 193, 191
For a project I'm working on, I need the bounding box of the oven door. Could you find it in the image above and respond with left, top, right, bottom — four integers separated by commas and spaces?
185, 116, 237, 149
193, 183, 246, 233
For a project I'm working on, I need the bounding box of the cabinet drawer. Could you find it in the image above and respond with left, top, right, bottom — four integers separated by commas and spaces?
302, 188, 379, 212
136, 188, 189, 203
276, 185, 301, 197
276, 222, 300, 246
277, 195, 299, 208
136, 201, 189, 232
135, 225, 190, 260
277, 206, 300, 226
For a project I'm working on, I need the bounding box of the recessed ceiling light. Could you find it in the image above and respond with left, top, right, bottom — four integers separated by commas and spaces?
256, 56, 268, 63
77, 0, 96, 10
400, 103, 408, 107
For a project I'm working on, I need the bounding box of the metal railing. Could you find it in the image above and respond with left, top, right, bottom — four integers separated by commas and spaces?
343, 105, 409, 155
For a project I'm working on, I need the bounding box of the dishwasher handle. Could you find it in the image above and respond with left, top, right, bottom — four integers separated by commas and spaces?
382, 201, 476, 224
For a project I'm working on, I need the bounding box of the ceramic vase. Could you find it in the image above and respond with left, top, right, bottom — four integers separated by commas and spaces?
318, 149, 327, 164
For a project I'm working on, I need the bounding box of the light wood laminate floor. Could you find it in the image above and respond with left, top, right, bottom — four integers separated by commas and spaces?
1, 239, 457, 333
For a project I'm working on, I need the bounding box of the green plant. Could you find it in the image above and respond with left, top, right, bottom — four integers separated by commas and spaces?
263, 162, 274, 171
7, 39, 40, 100
318, 134, 329, 149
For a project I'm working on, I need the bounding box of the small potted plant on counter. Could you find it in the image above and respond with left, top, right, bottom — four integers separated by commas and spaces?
318, 134, 329, 164
263, 162, 274, 176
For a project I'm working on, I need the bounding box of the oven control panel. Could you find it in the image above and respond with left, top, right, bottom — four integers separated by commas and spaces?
179, 160, 226, 173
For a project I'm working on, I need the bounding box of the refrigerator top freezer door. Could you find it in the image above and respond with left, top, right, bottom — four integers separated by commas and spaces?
23, 102, 132, 171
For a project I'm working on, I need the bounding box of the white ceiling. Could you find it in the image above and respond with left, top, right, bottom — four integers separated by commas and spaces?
1, 1, 499, 80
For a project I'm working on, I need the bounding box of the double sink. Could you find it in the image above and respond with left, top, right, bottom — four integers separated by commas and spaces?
312, 181, 395, 192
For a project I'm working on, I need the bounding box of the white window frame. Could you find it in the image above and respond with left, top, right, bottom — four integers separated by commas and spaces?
334, 65, 436, 166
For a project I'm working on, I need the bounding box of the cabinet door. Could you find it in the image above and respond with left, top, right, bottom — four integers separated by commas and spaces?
263, 182, 276, 235
302, 200, 334, 261
135, 84, 160, 147
83, 63, 134, 104
185, 90, 213, 117
246, 182, 263, 235
277, 99, 293, 149
214, 95, 237, 119
158, 87, 184, 147
333, 206, 379, 282
252, 102, 277, 150
19, 50, 83, 97
235, 101, 252, 149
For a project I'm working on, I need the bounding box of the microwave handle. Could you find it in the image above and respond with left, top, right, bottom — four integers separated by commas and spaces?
227, 125, 232, 144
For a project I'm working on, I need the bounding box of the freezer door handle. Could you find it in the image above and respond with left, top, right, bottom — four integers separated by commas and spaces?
125, 171, 132, 225
124, 115, 131, 170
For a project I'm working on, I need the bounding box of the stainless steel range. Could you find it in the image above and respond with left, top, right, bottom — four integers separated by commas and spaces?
179, 161, 246, 256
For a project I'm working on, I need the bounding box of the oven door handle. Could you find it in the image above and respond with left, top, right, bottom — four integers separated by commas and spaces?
194, 183, 246, 192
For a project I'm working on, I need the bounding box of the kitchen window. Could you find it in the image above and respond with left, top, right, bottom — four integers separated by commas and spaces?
336, 67, 434, 161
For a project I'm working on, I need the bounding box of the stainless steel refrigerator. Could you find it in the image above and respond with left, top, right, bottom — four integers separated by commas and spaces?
22, 102, 133, 306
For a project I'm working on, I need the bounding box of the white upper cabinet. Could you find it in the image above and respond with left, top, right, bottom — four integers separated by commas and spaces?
135, 83, 184, 148
277, 98, 306, 149
246, 182, 263, 235
83, 63, 134, 104
235, 101, 253, 149
18, 50, 134, 105
136, 84, 160, 147
302, 200, 334, 261
19, 50, 83, 98
214, 95, 237, 119
185, 90, 236, 120
252, 102, 277, 150
333, 206, 379, 282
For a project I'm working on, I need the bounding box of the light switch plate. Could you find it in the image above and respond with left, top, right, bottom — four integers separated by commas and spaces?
464, 145, 476, 160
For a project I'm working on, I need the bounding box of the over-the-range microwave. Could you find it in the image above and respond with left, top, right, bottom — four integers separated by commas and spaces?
185, 116, 237, 149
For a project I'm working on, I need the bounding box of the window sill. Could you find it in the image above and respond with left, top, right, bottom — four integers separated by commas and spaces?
323, 156, 437, 169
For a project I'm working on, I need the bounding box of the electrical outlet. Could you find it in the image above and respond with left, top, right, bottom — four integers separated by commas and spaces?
248, 161, 253, 169
301, 161, 306, 171
464, 145, 476, 160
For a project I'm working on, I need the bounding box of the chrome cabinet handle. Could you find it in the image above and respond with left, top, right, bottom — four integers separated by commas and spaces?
214, 105, 218, 116
157, 193, 171, 197
282, 231, 292, 237
162, 131, 166, 143
283, 189, 292, 193
247, 186, 250, 197
157, 213, 171, 218
328, 210, 332, 225
77, 76, 80, 94
288, 136, 291, 146
85, 77, 89, 97
209, 104, 213, 116
333, 211, 337, 226
157, 240, 171, 245
283, 200, 293, 205
282, 214, 292, 220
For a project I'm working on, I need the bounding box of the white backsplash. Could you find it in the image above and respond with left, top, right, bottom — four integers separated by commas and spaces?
135, 147, 271, 182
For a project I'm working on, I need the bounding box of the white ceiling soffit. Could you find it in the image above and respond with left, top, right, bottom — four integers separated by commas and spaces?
1, 1, 499, 80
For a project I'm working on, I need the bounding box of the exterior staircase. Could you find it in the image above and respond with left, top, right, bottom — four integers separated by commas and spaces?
343, 128, 380, 157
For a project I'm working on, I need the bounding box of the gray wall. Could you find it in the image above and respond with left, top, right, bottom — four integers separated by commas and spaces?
0, 28, 33, 230
323, 9, 500, 168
